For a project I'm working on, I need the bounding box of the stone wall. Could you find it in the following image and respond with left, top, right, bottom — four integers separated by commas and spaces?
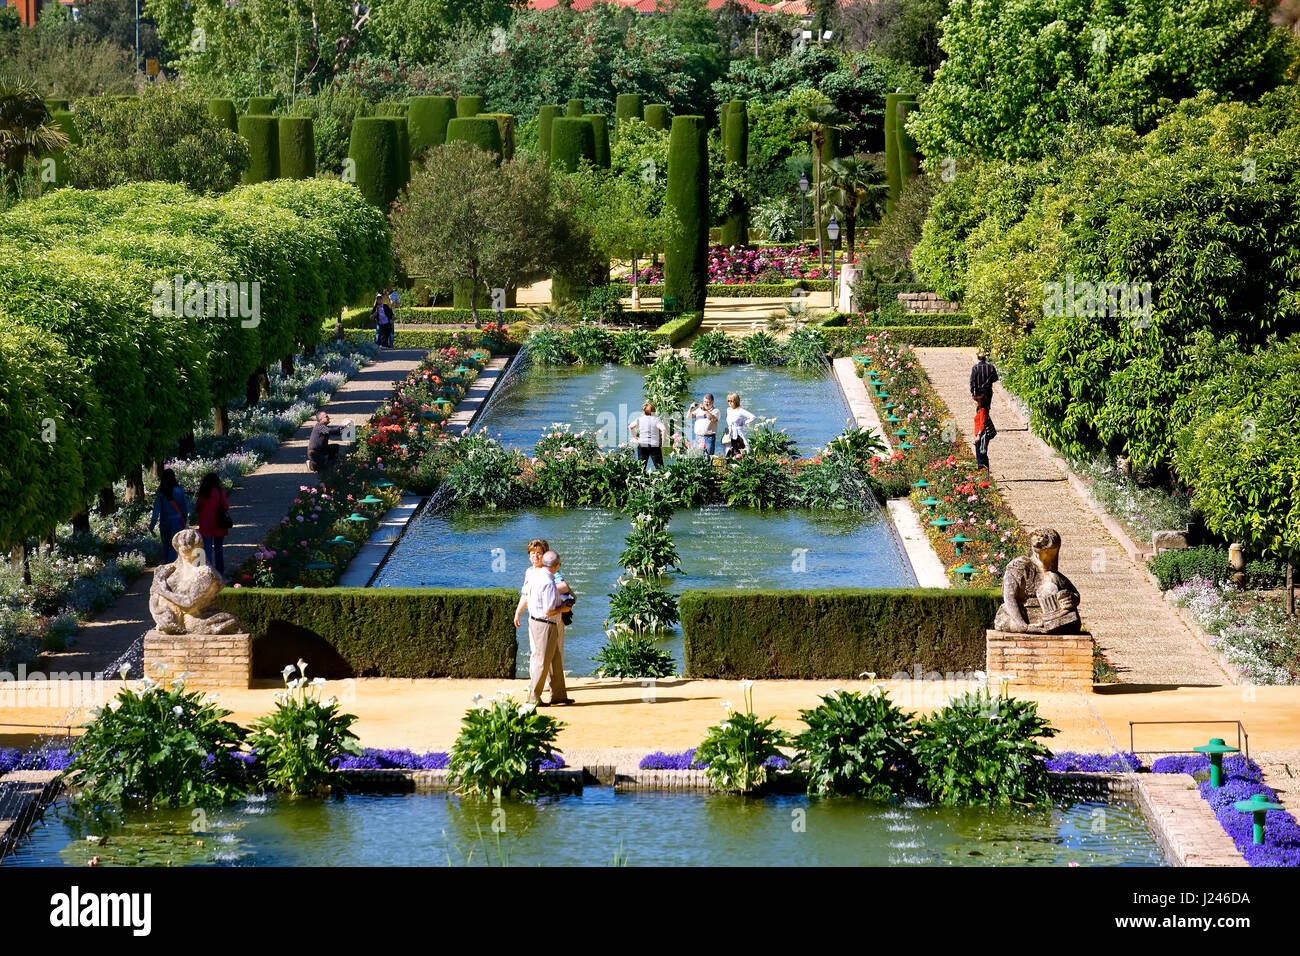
898, 292, 961, 314
986, 629, 1093, 690
143, 631, 252, 688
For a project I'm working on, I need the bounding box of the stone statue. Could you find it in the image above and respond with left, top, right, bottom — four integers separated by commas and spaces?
148, 529, 241, 635
992, 527, 1082, 634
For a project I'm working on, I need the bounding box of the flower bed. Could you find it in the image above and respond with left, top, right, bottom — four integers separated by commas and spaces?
853, 332, 1026, 588
1167, 576, 1299, 684
333, 748, 565, 771
632, 244, 831, 285
638, 748, 789, 771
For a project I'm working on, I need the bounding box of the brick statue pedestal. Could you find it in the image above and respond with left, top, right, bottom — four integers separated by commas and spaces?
143, 631, 252, 689
986, 629, 1093, 691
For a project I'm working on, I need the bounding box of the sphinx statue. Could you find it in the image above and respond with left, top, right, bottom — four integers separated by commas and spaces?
992, 527, 1082, 634
148, 529, 242, 635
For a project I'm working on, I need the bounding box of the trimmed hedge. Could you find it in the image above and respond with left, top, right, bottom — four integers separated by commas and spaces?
537, 104, 562, 160
665, 115, 709, 312
883, 92, 910, 213
446, 117, 503, 162
238, 115, 279, 183
565, 98, 585, 117
376, 101, 409, 118
247, 96, 278, 115
408, 95, 455, 155
614, 93, 643, 133
549, 116, 595, 174
277, 116, 316, 179
48, 110, 79, 186
208, 98, 238, 132
1147, 546, 1285, 591
340, 305, 530, 328
649, 310, 704, 346
348, 116, 405, 208
611, 280, 823, 298
643, 103, 669, 129
480, 112, 516, 161
871, 311, 972, 327
44, 98, 70, 112
896, 98, 919, 181
456, 95, 484, 118
217, 587, 518, 678
821, 325, 982, 350
721, 99, 748, 247
583, 113, 610, 168
341, 328, 521, 351
681, 588, 999, 679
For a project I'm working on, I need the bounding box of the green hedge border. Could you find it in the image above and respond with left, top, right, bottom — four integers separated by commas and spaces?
821, 325, 982, 350
649, 310, 704, 345
340, 328, 521, 351
821, 312, 973, 328
681, 587, 1000, 679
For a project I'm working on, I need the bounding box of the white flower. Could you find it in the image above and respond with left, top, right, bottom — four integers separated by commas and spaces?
117, 664, 130, 680
739, 680, 754, 693
296, 659, 308, 675
471, 693, 483, 703
311, 677, 327, 688
172, 705, 183, 716
720, 700, 732, 711
282, 664, 296, 680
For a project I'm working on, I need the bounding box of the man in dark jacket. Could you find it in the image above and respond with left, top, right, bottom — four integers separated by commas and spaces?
307, 411, 353, 473
970, 349, 998, 409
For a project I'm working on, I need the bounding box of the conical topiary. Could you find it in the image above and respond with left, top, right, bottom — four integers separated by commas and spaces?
277, 116, 316, 179
614, 94, 643, 137
348, 116, 404, 208
721, 99, 748, 247
247, 95, 277, 115
583, 114, 610, 168
643, 103, 669, 130
456, 95, 484, 118
537, 105, 562, 161
565, 98, 585, 117
548, 117, 595, 173
664, 115, 709, 312
480, 113, 516, 161
208, 98, 238, 132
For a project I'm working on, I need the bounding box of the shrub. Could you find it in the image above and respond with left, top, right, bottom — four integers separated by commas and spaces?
912, 687, 1058, 806
664, 115, 709, 311
782, 326, 829, 370
549, 116, 596, 173
613, 330, 655, 365
277, 116, 316, 179
1148, 546, 1285, 592
348, 116, 405, 208
681, 588, 999, 678
567, 323, 615, 365
643, 351, 691, 404
790, 454, 878, 511
580, 283, 625, 324
694, 682, 792, 794
407, 95, 455, 154
238, 114, 280, 183
607, 576, 680, 634
444, 116, 503, 162
824, 424, 888, 466
247, 660, 363, 795
448, 692, 565, 800
70, 673, 250, 806
649, 310, 704, 346
746, 420, 799, 458
737, 330, 782, 366
690, 330, 735, 366
618, 516, 681, 578
795, 688, 916, 798
592, 631, 677, 678
442, 438, 533, 508
654, 453, 722, 508
721, 453, 794, 509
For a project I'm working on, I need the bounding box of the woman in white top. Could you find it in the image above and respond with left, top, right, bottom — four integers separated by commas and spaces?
723, 392, 756, 458
688, 392, 720, 456
629, 400, 668, 472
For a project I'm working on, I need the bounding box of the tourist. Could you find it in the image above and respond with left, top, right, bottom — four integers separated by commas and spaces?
519, 539, 573, 702
373, 293, 394, 349
974, 403, 995, 471
387, 285, 401, 324
629, 400, 668, 472
513, 550, 571, 706
723, 392, 756, 458
307, 411, 353, 473
688, 393, 720, 455
970, 349, 998, 410
194, 472, 233, 576
148, 468, 189, 564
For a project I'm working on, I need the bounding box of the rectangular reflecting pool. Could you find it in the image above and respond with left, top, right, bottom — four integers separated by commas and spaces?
373, 505, 916, 675
8, 788, 1168, 867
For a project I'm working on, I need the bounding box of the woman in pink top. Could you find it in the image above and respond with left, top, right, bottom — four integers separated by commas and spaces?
195, 472, 231, 576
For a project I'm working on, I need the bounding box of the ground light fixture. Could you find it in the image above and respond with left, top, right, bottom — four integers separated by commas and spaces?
911, 478, 931, 490
345, 513, 369, 523
357, 495, 385, 507
798, 172, 810, 244
948, 533, 972, 555
920, 497, 941, 512
1233, 793, 1284, 845
929, 516, 955, 531
953, 564, 979, 580
373, 480, 395, 489
1193, 738, 1240, 787
305, 561, 333, 571
329, 536, 350, 545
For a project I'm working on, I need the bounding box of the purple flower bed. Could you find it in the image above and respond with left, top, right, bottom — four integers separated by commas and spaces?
1043, 751, 1145, 773
633, 244, 831, 285
332, 748, 565, 771
637, 749, 787, 771
0, 747, 73, 774
1152, 754, 1300, 867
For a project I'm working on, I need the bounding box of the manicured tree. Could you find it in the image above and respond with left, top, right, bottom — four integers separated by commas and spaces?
277, 116, 316, 179
376, 101, 409, 118
393, 116, 412, 185
247, 96, 277, 115
896, 98, 919, 180
664, 115, 709, 312
209, 97, 238, 132
721, 99, 748, 247
348, 116, 404, 208
614, 94, 643, 137
583, 114, 610, 168
643, 103, 669, 130
548, 117, 596, 174
48, 109, 80, 186
883, 92, 912, 215
456, 95, 484, 118
408, 95, 455, 155
445, 117, 503, 162
44, 98, 70, 112
238, 114, 280, 183
481, 113, 516, 161
537, 105, 562, 162
565, 98, 585, 117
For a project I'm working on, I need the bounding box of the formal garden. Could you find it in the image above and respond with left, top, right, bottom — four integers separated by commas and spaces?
0, 0, 1298, 872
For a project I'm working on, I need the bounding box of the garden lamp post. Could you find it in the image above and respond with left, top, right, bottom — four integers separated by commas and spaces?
1233, 794, 1283, 845
798, 174, 810, 244
1193, 738, 1240, 788
827, 216, 840, 310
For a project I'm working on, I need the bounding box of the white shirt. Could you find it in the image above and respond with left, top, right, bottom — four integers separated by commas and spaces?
726, 406, 756, 440
524, 567, 560, 620
633, 414, 664, 447
690, 405, 718, 436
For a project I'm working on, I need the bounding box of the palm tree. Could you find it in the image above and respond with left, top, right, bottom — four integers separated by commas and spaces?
794, 99, 849, 268
0, 83, 69, 173
823, 156, 888, 263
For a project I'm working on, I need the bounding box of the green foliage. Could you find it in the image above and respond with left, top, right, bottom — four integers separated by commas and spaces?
70, 674, 249, 807
549, 116, 596, 173
689, 330, 735, 366
664, 115, 709, 311
721, 453, 793, 509
911, 0, 1291, 162
247, 660, 363, 795
618, 515, 682, 578
592, 631, 676, 679
825, 424, 889, 467
276, 116, 317, 179
290, 90, 370, 177
795, 689, 916, 798
607, 576, 680, 635
745, 420, 799, 458
1148, 547, 1286, 592
239, 113, 280, 183
567, 323, 615, 364
217, 587, 519, 678
649, 310, 704, 346
694, 683, 791, 794
445, 116, 503, 161
737, 330, 782, 366
912, 688, 1058, 806
348, 115, 405, 207
654, 451, 721, 508
781, 327, 828, 371
448, 693, 565, 800
642, 351, 691, 407
407, 95, 455, 155
67, 84, 249, 192
680, 588, 999, 679
790, 454, 878, 512
443, 436, 533, 509
613, 329, 655, 365
580, 283, 625, 324
524, 328, 570, 366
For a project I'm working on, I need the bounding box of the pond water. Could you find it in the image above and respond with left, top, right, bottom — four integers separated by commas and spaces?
478, 361, 855, 454
8, 789, 1167, 867
373, 505, 915, 676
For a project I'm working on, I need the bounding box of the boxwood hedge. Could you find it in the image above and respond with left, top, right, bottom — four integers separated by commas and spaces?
681, 588, 999, 678
217, 587, 518, 678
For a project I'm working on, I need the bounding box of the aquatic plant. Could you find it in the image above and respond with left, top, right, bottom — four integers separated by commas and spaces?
592, 629, 677, 678
694, 682, 792, 794
795, 689, 916, 798
448, 692, 566, 800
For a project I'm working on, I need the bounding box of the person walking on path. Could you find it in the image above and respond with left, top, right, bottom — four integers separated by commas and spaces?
688, 393, 720, 455
149, 468, 189, 564
629, 400, 668, 472
973, 403, 995, 471
723, 392, 756, 458
387, 286, 401, 327
514, 550, 570, 706
194, 472, 233, 576
307, 411, 353, 473
970, 348, 998, 410
373, 293, 395, 349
